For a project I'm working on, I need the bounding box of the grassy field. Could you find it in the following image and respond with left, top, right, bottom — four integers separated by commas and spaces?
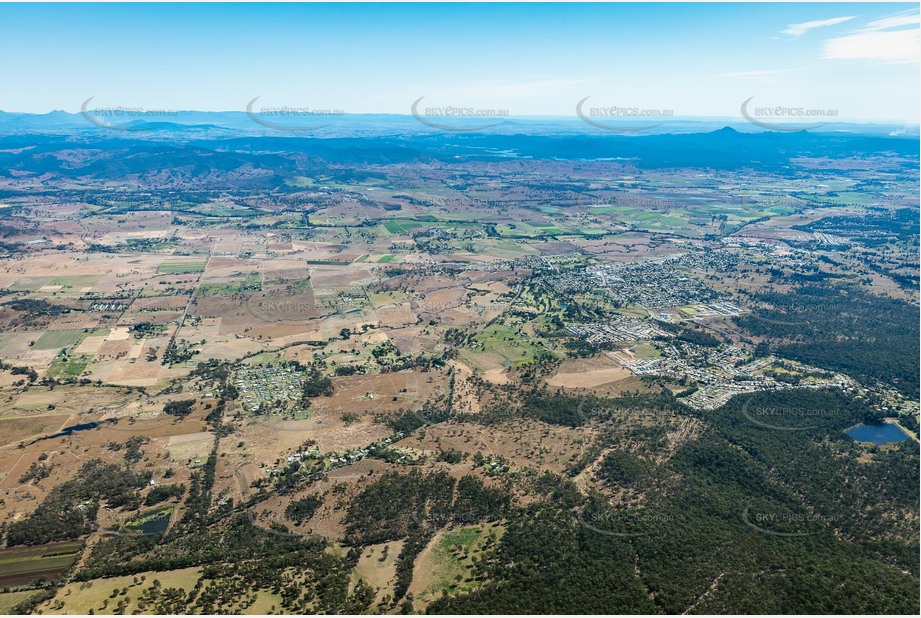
32, 329, 84, 351
40, 567, 284, 614
0, 415, 68, 447
45, 355, 92, 378
197, 275, 260, 297
612, 305, 650, 319
349, 541, 402, 605
530, 222, 566, 234
48, 275, 102, 291
7, 276, 52, 292
0, 590, 39, 613
40, 567, 200, 614
243, 351, 286, 366
470, 323, 555, 367
677, 305, 702, 317
585, 200, 799, 236
156, 259, 208, 274
413, 525, 498, 606
496, 222, 565, 237
381, 219, 424, 234
368, 290, 407, 306
631, 342, 662, 359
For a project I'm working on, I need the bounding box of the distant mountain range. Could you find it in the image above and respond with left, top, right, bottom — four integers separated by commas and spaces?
0, 126, 917, 193
0, 110, 917, 139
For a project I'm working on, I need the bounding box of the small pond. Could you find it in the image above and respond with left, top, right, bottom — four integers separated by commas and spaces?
847, 423, 910, 445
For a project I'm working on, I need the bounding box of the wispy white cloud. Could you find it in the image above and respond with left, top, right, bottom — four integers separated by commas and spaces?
783, 16, 855, 37
821, 10, 920, 64
863, 12, 920, 31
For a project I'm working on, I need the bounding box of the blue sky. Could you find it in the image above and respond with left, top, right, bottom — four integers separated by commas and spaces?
0, 2, 917, 122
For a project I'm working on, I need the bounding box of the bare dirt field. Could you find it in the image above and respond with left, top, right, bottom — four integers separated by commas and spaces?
545, 355, 632, 389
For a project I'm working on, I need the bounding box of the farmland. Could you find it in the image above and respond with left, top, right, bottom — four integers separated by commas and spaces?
156, 259, 208, 275
0, 542, 82, 588
0, 121, 915, 615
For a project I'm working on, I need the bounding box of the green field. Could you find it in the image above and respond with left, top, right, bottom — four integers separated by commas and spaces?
369, 290, 407, 306
0, 333, 17, 349
46, 354, 91, 378
0, 590, 39, 613
32, 329, 84, 351
615, 304, 653, 319
157, 259, 208, 274
244, 351, 286, 366
382, 219, 424, 234
7, 276, 52, 291
586, 201, 800, 236
829, 191, 873, 205
471, 323, 556, 366
48, 274, 102, 290
416, 525, 496, 604
531, 222, 566, 234
631, 341, 662, 359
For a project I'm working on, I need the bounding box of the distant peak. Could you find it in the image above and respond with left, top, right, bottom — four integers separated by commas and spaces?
712, 126, 740, 134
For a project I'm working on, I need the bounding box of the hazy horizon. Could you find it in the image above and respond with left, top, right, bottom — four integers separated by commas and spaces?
2, 108, 919, 125
0, 2, 918, 123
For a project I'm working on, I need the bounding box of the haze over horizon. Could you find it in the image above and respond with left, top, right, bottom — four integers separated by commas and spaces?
0, 2, 918, 123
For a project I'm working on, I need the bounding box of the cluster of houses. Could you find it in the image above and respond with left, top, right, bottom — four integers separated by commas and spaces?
268, 431, 409, 477
235, 364, 304, 413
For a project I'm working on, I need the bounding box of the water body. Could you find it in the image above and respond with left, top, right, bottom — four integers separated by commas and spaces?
847, 423, 910, 445
128, 511, 172, 535
28, 419, 114, 444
